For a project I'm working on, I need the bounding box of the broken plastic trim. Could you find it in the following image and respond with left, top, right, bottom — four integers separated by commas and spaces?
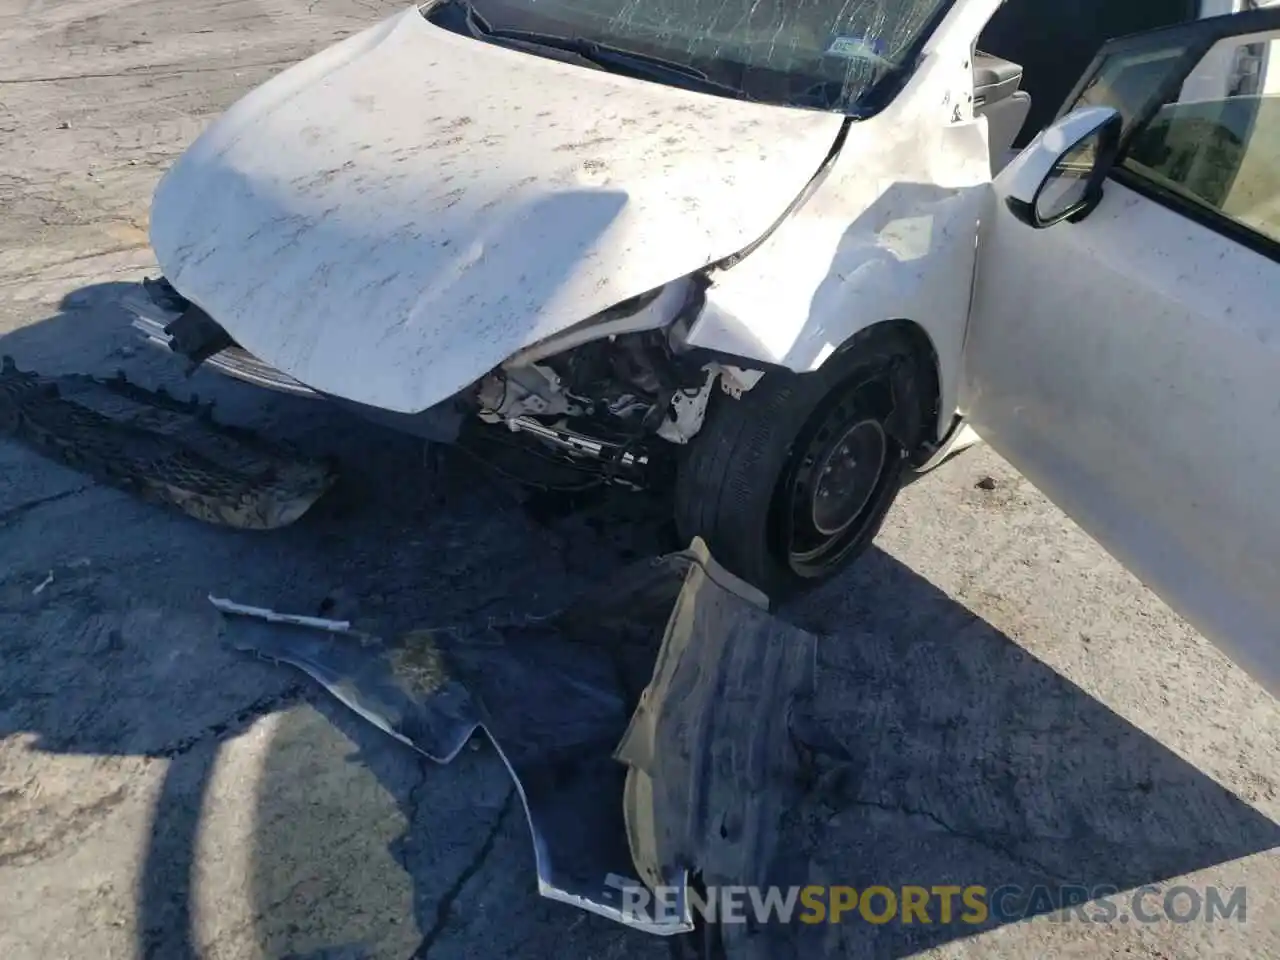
0, 358, 335, 529
125, 280, 319, 398
166, 304, 233, 372
221, 538, 818, 939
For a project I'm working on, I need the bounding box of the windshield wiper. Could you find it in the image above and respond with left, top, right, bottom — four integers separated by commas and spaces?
456, 1, 752, 101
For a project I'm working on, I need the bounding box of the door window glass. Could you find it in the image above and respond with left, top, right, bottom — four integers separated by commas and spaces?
1122, 31, 1280, 245
977, 0, 1196, 144
1073, 44, 1191, 130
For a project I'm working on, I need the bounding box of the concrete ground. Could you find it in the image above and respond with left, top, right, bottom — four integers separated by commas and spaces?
0, 2, 1276, 958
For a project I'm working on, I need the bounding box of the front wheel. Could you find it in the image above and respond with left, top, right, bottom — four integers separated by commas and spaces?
673, 332, 929, 598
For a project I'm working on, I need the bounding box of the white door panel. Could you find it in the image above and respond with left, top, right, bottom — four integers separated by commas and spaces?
964, 11, 1280, 696
964, 179, 1280, 694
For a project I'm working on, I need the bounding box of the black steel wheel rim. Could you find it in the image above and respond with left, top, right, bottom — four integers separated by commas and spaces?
809, 418, 885, 537
779, 378, 899, 577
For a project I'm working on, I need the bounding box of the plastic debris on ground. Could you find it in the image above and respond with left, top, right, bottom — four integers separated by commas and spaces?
0, 356, 334, 529
219, 538, 819, 947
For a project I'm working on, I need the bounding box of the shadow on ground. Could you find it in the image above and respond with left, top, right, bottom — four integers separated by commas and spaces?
1, 284, 1277, 959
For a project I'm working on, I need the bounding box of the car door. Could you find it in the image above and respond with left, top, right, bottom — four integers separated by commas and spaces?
961, 8, 1280, 696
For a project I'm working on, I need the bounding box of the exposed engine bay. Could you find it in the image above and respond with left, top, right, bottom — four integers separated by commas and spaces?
467, 280, 765, 489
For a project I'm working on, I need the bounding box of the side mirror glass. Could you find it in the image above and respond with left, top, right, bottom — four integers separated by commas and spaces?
1030, 115, 1121, 227
1034, 130, 1104, 224
1003, 107, 1122, 229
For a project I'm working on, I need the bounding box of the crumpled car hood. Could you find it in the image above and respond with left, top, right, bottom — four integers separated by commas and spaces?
150, 5, 844, 413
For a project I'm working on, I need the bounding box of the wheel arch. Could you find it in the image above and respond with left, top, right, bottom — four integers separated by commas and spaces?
814, 317, 944, 460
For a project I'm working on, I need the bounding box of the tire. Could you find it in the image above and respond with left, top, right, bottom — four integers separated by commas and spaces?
674, 329, 929, 598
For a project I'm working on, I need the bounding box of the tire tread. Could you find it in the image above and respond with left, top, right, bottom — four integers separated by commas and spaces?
674, 329, 923, 594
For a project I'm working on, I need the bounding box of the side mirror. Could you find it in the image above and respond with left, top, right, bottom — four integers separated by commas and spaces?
1002, 107, 1123, 229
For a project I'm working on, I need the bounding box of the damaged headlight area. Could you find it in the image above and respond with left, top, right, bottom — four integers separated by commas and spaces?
463, 276, 764, 490
126, 273, 766, 494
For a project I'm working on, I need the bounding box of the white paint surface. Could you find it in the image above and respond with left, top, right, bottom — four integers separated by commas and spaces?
964, 115, 1280, 697
685, 0, 1003, 437
149, 5, 844, 413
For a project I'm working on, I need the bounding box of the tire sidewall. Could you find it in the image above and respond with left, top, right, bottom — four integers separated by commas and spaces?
676, 337, 921, 597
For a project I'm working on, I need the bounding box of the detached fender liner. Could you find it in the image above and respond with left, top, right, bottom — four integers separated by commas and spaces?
223, 538, 819, 937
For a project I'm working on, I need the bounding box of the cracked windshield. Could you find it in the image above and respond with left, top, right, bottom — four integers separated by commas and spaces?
456, 0, 955, 110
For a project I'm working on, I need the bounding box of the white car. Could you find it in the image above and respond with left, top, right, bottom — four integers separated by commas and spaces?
128, 0, 1280, 694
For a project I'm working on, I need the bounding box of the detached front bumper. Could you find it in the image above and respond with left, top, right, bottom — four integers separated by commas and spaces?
122, 277, 318, 398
